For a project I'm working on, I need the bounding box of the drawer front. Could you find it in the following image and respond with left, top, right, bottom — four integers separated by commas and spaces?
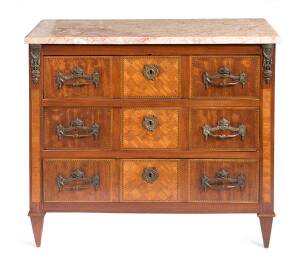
191, 56, 260, 98
121, 56, 181, 98
44, 56, 111, 98
190, 108, 259, 151
43, 159, 112, 202
44, 107, 112, 149
121, 108, 180, 149
189, 159, 259, 203
121, 160, 180, 201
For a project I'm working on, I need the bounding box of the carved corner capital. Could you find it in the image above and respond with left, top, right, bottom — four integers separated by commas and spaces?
30, 44, 41, 85
262, 44, 275, 84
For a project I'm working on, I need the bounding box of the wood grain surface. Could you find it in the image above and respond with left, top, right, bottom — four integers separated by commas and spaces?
43, 159, 113, 202
44, 56, 112, 98
190, 108, 259, 151
191, 56, 260, 98
44, 107, 112, 149
189, 159, 259, 202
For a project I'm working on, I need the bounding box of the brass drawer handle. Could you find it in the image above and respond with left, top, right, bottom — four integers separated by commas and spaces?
142, 167, 159, 183
56, 169, 100, 191
202, 118, 246, 141
56, 66, 100, 89
201, 169, 245, 191
56, 117, 100, 140
144, 64, 159, 80
143, 115, 159, 131
202, 66, 247, 89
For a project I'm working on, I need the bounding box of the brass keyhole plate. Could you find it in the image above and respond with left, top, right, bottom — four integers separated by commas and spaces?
142, 167, 159, 183
142, 115, 159, 131
144, 64, 159, 80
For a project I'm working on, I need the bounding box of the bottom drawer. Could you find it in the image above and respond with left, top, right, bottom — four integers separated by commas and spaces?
43, 159, 113, 202
189, 159, 259, 203
121, 160, 181, 202
43, 158, 258, 204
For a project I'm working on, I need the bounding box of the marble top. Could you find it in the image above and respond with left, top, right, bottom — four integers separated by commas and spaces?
25, 19, 280, 45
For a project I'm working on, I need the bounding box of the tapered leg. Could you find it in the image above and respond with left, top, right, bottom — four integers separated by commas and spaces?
259, 216, 273, 248
29, 212, 45, 247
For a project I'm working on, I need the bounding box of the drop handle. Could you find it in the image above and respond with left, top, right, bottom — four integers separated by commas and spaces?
201, 169, 245, 192
202, 66, 247, 89
56, 66, 100, 88
56, 169, 100, 191
202, 118, 246, 141
56, 117, 100, 140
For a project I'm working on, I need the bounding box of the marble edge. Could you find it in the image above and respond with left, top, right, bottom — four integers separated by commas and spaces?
24, 18, 280, 44
24, 36, 280, 45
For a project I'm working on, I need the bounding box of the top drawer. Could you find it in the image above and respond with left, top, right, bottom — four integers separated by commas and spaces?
121, 56, 181, 98
191, 56, 260, 98
44, 56, 112, 98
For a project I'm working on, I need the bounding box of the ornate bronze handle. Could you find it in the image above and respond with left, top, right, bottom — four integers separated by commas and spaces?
202, 118, 246, 141
144, 64, 159, 80
201, 169, 245, 192
56, 67, 100, 88
142, 167, 159, 183
56, 169, 100, 191
143, 115, 159, 131
202, 66, 247, 89
56, 117, 100, 140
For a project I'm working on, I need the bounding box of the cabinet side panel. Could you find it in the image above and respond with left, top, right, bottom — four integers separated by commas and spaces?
259, 45, 275, 216
29, 45, 43, 212
262, 89, 272, 203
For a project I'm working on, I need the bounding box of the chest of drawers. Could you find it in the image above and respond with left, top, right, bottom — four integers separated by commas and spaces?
25, 19, 279, 248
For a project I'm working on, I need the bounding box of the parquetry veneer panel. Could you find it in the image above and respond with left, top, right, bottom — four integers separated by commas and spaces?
121, 56, 181, 98
121, 159, 180, 201
121, 108, 180, 149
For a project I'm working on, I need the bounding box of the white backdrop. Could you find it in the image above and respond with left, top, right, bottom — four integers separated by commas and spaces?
0, 0, 297, 260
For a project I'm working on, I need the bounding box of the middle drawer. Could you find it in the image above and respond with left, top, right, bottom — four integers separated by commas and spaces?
43, 107, 258, 151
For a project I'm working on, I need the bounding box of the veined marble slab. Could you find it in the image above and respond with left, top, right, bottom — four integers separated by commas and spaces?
25, 19, 280, 45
